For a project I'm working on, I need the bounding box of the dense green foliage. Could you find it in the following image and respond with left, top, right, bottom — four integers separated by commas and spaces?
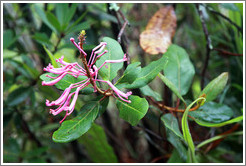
3, 3, 243, 163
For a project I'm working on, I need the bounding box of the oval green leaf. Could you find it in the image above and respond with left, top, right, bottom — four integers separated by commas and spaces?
163, 44, 195, 96
199, 72, 228, 102
116, 95, 149, 126
52, 101, 99, 143
115, 62, 141, 85
123, 55, 168, 89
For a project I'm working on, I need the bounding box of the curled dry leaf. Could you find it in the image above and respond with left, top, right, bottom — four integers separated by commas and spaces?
140, 6, 177, 55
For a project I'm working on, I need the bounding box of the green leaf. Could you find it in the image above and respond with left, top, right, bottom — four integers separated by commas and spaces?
65, 21, 92, 34
163, 44, 195, 95
158, 73, 186, 104
115, 62, 141, 85
40, 73, 87, 92
7, 87, 32, 106
122, 55, 168, 89
55, 4, 77, 31
32, 33, 52, 45
43, 45, 58, 68
116, 95, 149, 126
96, 37, 125, 81
161, 113, 183, 139
199, 72, 228, 102
182, 97, 205, 163
65, 4, 77, 25
65, 9, 88, 33
166, 129, 187, 162
189, 102, 234, 123
46, 12, 61, 33
52, 101, 100, 143
97, 97, 109, 116
20, 147, 48, 159
3, 30, 16, 49
193, 115, 243, 128
79, 123, 118, 162
139, 85, 162, 101
168, 149, 186, 163
34, 4, 56, 32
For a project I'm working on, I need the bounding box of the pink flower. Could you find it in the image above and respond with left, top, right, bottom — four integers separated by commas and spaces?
42, 37, 131, 123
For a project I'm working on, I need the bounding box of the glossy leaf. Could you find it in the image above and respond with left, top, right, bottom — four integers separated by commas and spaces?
122, 55, 168, 89
43, 45, 58, 68
199, 72, 228, 102
158, 73, 186, 103
115, 62, 141, 85
79, 123, 118, 162
96, 37, 124, 81
7, 87, 32, 106
52, 101, 100, 143
193, 115, 243, 128
140, 6, 177, 54
189, 102, 234, 123
163, 44, 195, 96
116, 95, 149, 126
40, 73, 87, 92
161, 113, 183, 139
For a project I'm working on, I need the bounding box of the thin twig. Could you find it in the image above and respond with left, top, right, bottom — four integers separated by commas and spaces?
213, 48, 243, 57
109, 5, 131, 65
117, 10, 130, 43
196, 4, 213, 89
201, 4, 243, 34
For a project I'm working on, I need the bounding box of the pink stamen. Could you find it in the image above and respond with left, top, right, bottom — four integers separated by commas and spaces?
97, 54, 127, 70
70, 38, 87, 56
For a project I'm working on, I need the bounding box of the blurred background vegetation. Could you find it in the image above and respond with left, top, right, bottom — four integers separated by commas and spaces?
3, 3, 243, 163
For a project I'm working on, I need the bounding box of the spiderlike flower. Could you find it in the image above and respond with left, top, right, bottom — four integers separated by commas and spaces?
42, 37, 131, 123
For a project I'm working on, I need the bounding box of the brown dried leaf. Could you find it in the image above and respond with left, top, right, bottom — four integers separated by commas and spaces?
140, 6, 177, 55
